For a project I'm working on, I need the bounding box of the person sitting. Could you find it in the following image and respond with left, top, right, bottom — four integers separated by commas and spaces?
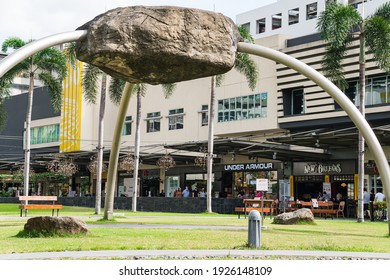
322, 191, 331, 201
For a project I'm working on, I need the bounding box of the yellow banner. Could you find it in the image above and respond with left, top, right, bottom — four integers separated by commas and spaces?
60, 62, 83, 152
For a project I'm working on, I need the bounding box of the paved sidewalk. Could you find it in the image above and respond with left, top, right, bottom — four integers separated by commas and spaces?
1, 249, 390, 260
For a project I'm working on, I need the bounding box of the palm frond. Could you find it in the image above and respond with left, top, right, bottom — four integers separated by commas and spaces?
372, 2, 390, 21
215, 75, 225, 87
109, 77, 125, 105
0, 62, 29, 97
38, 72, 63, 112
34, 48, 67, 80
63, 42, 78, 69
132, 83, 147, 97
235, 53, 258, 91
317, 2, 361, 49
365, 16, 390, 72
161, 83, 176, 98
238, 25, 255, 44
83, 64, 101, 104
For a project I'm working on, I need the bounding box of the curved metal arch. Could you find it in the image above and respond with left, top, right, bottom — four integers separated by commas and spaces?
238, 42, 390, 218
0, 31, 87, 78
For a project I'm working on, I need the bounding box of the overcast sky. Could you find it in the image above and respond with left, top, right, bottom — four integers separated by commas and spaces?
0, 0, 276, 48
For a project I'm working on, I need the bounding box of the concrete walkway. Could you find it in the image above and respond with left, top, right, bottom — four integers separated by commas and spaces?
1, 249, 390, 260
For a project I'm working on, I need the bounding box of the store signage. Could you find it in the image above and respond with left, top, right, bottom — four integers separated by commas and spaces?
304, 163, 342, 174
293, 160, 356, 175
224, 162, 274, 171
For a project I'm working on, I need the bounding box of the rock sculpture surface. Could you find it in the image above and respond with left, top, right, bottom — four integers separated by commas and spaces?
24, 216, 88, 235
76, 6, 241, 84
273, 208, 315, 225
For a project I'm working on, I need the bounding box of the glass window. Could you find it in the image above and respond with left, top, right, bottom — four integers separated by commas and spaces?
306, 2, 318, 20
292, 89, 304, 115
122, 116, 132, 136
241, 22, 250, 33
283, 88, 304, 116
261, 92, 268, 117
217, 93, 268, 122
289, 8, 299, 25
256, 18, 266, 33
168, 108, 184, 130
30, 124, 60, 145
200, 105, 208, 127
272, 13, 282, 30
146, 112, 161, 133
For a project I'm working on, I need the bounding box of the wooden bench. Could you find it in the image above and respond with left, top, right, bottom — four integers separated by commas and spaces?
235, 207, 272, 219
18, 196, 63, 217
311, 208, 337, 219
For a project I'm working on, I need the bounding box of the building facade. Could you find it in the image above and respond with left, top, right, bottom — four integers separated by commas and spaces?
1, 0, 389, 213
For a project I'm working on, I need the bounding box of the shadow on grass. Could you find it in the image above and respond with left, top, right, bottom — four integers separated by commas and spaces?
14, 230, 88, 238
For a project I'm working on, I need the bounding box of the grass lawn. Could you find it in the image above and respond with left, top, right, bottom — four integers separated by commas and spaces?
0, 203, 388, 254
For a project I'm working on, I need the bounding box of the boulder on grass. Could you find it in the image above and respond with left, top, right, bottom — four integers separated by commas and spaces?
273, 208, 314, 225
76, 6, 241, 85
24, 216, 88, 235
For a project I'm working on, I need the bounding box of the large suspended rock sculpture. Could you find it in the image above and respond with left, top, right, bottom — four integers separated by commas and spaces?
75, 6, 241, 84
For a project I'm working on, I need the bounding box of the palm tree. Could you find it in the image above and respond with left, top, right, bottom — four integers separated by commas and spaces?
131, 83, 175, 212
0, 37, 67, 199
317, 1, 390, 223
206, 25, 259, 212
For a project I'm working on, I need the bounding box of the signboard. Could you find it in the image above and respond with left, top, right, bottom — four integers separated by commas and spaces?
224, 162, 274, 172
293, 160, 356, 175
256, 178, 269, 191
323, 182, 331, 198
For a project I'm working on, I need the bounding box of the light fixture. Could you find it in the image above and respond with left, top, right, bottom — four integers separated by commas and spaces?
156, 152, 176, 171
231, 152, 236, 161
47, 156, 79, 177
87, 156, 108, 174
46, 157, 62, 173
58, 158, 79, 177
273, 152, 277, 160
119, 154, 135, 172
315, 139, 320, 148
194, 146, 208, 170
341, 182, 347, 187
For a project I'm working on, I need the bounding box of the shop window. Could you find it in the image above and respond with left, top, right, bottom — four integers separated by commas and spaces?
289, 8, 299, 25
272, 13, 282, 30
256, 18, 266, 33
306, 2, 318, 20
146, 112, 161, 133
283, 88, 305, 116
168, 108, 184, 130
122, 116, 132, 136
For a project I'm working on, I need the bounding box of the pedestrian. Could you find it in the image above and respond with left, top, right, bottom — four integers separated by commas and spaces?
182, 186, 190, 198
363, 188, 371, 219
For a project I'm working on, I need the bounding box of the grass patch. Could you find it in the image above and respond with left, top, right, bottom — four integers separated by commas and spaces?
0, 203, 389, 254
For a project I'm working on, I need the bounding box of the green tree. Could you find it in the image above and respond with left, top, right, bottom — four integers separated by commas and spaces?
0, 38, 67, 199
317, 1, 390, 225
206, 25, 259, 212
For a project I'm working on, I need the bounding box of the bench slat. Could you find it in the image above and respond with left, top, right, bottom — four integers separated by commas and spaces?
19, 205, 63, 210
19, 196, 57, 201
